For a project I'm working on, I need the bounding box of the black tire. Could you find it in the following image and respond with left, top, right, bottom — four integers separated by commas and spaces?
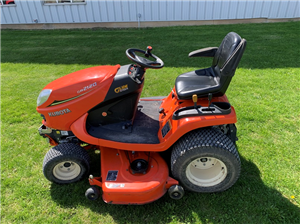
85, 187, 100, 201
171, 128, 241, 193
43, 143, 90, 184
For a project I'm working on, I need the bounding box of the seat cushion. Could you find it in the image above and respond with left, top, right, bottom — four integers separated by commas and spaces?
175, 32, 246, 100
175, 67, 220, 99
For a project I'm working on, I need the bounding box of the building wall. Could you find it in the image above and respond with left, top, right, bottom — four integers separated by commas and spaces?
1, 0, 299, 25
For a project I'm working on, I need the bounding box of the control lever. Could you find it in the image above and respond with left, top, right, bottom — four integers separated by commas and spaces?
208, 93, 212, 109
145, 46, 152, 58
192, 94, 198, 109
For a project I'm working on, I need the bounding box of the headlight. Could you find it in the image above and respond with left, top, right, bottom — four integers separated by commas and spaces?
37, 89, 52, 106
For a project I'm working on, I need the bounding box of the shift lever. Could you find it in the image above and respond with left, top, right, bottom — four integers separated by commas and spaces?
208, 93, 212, 109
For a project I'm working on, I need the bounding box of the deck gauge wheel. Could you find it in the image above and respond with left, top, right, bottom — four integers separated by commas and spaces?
85, 187, 100, 201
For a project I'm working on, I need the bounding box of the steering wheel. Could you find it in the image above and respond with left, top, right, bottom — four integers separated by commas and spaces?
126, 47, 164, 69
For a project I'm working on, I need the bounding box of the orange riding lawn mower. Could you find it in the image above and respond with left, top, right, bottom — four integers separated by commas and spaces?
36, 32, 247, 205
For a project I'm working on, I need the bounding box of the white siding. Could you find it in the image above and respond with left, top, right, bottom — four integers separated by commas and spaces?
1, 0, 299, 25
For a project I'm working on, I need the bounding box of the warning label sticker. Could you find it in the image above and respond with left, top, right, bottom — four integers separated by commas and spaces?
106, 170, 118, 181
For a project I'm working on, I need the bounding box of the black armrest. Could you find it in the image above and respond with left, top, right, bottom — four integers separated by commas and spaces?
188, 47, 218, 57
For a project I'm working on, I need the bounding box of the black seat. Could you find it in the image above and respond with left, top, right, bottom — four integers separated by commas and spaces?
175, 32, 247, 99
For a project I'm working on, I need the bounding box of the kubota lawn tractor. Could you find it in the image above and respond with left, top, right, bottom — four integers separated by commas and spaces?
36, 32, 247, 204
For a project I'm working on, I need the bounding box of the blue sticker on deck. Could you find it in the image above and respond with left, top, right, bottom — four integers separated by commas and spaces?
106, 170, 118, 181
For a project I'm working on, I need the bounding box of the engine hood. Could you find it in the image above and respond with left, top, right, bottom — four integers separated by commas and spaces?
42, 65, 120, 106
36, 64, 121, 130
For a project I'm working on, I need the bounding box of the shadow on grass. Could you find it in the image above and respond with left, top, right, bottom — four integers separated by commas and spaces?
50, 155, 300, 223
2, 22, 300, 69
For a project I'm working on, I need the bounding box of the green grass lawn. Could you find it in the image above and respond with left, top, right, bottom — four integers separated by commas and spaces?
1, 22, 300, 224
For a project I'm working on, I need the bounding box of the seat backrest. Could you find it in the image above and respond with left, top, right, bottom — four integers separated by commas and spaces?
212, 32, 247, 95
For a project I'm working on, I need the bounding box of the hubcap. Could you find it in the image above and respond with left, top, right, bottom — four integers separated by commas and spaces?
89, 193, 96, 199
186, 157, 227, 187
53, 161, 81, 180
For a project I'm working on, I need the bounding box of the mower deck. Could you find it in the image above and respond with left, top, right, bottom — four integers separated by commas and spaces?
89, 147, 179, 205
87, 100, 161, 144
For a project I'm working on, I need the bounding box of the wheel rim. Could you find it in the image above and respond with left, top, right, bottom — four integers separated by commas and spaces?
53, 161, 81, 181
186, 157, 227, 187
88, 193, 96, 199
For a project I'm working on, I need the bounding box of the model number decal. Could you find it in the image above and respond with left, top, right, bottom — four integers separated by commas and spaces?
77, 82, 97, 94
115, 84, 128, 93
106, 183, 125, 188
48, 108, 71, 117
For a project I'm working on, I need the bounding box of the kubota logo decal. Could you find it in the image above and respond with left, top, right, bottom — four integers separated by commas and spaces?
114, 84, 128, 93
48, 108, 71, 117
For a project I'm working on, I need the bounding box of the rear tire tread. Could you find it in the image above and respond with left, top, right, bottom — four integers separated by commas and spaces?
171, 128, 240, 193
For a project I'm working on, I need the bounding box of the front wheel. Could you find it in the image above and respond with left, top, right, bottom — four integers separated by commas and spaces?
171, 128, 241, 193
43, 143, 90, 184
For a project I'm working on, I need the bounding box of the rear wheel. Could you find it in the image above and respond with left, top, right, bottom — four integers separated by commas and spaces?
171, 128, 240, 193
43, 143, 90, 184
